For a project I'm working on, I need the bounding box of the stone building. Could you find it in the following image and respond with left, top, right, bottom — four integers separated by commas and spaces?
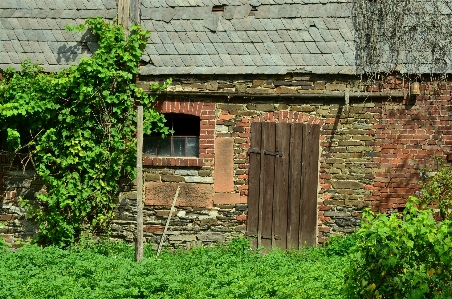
1, 0, 452, 249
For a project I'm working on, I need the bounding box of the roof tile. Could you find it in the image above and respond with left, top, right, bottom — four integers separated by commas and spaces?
240, 55, 255, 66
246, 31, 262, 42
2, 41, 14, 52
262, 42, 278, 54
8, 52, 21, 64
258, 31, 273, 42
180, 55, 196, 66
11, 39, 24, 52
169, 54, 185, 66
249, 18, 266, 31
166, 32, 182, 44
234, 43, 249, 55
271, 19, 285, 30
316, 41, 331, 53
274, 42, 289, 54
0, 19, 13, 30
236, 31, 251, 42
14, 29, 27, 40
244, 43, 259, 55
163, 43, 178, 55
254, 43, 268, 54
240, 18, 255, 31
276, 30, 291, 42
219, 54, 234, 66
73, 0, 86, 9
213, 43, 228, 54
193, 43, 209, 54
162, 22, 176, 32
258, 18, 276, 31
38, 41, 52, 53
280, 54, 296, 65
230, 54, 245, 66
216, 32, 232, 43
153, 43, 167, 54
219, 18, 235, 31
305, 42, 320, 54
227, 31, 243, 43
270, 54, 285, 65
210, 55, 225, 66
203, 14, 219, 31
230, 19, 244, 31
172, 43, 188, 55
301, 53, 316, 66
160, 55, 176, 67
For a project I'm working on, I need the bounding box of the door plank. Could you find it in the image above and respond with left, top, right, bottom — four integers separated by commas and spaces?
300, 124, 320, 247
247, 122, 262, 249
288, 123, 303, 250
273, 123, 291, 250
261, 122, 276, 252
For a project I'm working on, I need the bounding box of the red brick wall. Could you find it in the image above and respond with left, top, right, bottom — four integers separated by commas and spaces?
368, 79, 452, 213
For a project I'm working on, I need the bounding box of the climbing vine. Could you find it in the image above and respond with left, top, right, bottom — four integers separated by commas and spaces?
0, 18, 170, 246
353, 0, 452, 76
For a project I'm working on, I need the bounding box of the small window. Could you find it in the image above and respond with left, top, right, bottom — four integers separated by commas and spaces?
144, 113, 200, 157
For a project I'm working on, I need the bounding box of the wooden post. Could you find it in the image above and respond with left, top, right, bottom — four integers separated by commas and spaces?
135, 105, 144, 262
117, 0, 131, 34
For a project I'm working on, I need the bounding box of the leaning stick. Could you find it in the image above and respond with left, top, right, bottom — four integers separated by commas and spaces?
156, 186, 180, 258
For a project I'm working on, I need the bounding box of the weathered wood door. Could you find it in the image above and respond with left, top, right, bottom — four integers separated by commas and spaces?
247, 122, 320, 250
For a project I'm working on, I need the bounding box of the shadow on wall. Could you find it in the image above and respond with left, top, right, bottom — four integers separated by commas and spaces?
374, 95, 448, 213
56, 30, 99, 65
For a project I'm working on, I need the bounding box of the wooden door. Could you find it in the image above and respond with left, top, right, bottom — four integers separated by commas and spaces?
247, 122, 320, 250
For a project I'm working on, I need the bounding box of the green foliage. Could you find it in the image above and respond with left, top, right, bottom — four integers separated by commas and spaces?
345, 197, 452, 299
324, 233, 358, 257
0, 238, 348, 299
0, 18, 170, 246
420, 158, 452, 220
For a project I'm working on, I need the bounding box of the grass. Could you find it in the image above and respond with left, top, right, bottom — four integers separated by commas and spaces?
0, 238, 349, 299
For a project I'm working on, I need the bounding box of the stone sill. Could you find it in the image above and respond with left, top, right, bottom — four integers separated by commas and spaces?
143, 156, 203, 167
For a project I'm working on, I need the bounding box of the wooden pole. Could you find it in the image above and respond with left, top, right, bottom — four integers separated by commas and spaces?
117, 0, 131, 34
135, 105, 144, 262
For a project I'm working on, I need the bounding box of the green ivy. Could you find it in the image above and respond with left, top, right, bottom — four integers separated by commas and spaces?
0, 18, 170, 246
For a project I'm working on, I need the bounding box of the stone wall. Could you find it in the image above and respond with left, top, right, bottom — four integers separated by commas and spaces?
2, 73, 452, 248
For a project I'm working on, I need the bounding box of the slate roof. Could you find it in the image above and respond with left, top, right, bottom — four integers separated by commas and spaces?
0, 0, 117, 72
139, 0, 357, 75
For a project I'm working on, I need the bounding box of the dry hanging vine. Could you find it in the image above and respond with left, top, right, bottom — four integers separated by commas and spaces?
353, 0, 452, 76
0, 18, 170, 246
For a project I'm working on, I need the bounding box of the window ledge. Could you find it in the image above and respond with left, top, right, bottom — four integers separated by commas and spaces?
143, 156, 203, 167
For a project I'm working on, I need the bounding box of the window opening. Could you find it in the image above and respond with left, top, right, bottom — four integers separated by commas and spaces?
144, 113, 200, 157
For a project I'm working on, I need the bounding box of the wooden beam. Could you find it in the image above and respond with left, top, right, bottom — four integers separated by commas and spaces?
135, 105, 144, 262
117, 0, 130, 35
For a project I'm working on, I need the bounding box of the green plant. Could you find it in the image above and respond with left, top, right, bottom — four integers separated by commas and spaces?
0, 18, 170, 246
345, 197, 452, 299
420, 158, 452, 220
324, 233, 358, 257
0, 239, 349, 299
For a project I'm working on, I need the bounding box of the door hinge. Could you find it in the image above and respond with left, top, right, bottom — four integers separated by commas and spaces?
248, 148, 283, 157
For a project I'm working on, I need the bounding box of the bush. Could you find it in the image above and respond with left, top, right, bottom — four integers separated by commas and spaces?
324, 233, 358, 257
345, 197, 452, 299
420, 159, 452, 220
